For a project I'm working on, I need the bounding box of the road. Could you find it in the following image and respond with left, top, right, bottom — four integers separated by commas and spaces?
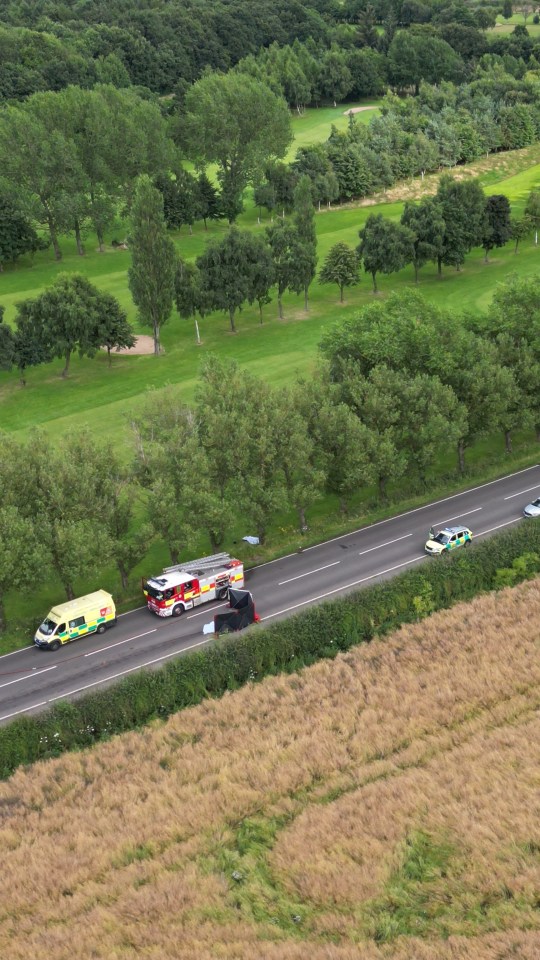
1, 464, 539, 725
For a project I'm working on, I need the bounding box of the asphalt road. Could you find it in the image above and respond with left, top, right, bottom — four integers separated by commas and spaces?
1, 464, 539, 725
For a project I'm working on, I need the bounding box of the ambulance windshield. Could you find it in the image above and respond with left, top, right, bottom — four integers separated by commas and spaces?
39, 618, 58, 636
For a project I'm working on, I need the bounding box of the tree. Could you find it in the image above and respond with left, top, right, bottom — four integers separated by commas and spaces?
12, 305, 52, 385
266, 220, 307, 319
397, 374, 467, 486
503, 0, 513, 18
293, 175, 318, 311
131, 396, 214, 563
245, 236, 275, 324
91, 297, 136, 366
128, 175, 176, 355
196, 227, 261, 332
277, 384, 325, 532
319, 242, 360, 302
436, 175, 485, 273
156, 169, 199, 232
387, 30, 463, 95
0, 306, 14, 372
0, 508, 48, 633
481, 194, 512, 262
0, 193, 43, 272
510, 215, 531, 254
401, 197, 445, 283
175, 258, 203, 341
14, 430, 116, 600
0, 98, 83, 261
180, 72, 292, 223
16, 273, 115, 378
487, 272, 540, 439
524, 188, 540, 244
357, 214, 414, 293
197, 171, 220, 229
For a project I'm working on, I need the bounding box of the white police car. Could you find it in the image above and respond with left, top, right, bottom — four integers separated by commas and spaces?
425, 525, 473, 555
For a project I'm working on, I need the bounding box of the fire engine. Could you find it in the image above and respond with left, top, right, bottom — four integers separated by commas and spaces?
143, 552, 245, 617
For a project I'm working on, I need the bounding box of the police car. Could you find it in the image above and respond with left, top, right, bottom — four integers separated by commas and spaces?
425, 525, 473, 555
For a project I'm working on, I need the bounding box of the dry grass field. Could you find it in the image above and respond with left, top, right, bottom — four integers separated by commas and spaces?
1, 580, 539, 959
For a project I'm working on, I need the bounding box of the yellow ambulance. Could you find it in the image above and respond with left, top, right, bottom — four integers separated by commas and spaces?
34, 590, 116, 650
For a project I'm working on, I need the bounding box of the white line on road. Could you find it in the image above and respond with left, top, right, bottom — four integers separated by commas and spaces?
504, 484, 540, 501
301, 464, 539, 553
358, 533, 412, 556
278, 561, 341, 586
433, 507, 483, 526
187, 603, 227, 619
48, 637, 215, 703
84, 628, 157, 657
0, 665, 57, 690
0, 701, 48, 722
477, 518, 522, 536
264, 555, 425, 620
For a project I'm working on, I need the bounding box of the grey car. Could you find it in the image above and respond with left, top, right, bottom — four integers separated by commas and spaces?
523, 497, 540, 518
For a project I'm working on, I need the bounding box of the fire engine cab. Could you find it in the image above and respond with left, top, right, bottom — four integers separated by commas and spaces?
143, 552, 244, 618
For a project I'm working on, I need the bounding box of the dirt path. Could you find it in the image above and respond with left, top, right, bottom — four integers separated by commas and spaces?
110, 335, 157, 355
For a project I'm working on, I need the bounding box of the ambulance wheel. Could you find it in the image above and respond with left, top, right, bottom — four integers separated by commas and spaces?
464, 539, 471, 547
96, 624, 106, 635
172, 604, 184, 617
50, 640, 60, 651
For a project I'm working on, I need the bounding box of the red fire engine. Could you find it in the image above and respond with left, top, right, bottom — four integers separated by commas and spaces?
143, 552, 244, 617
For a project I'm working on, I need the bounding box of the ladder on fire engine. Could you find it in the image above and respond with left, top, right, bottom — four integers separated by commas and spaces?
162, 552, 233, 576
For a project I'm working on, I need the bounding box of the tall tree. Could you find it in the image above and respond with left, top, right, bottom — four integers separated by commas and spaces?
436, 175, 485, 273
293, 174, 317, 311
357, 214, 414, 293
481, 194, 512, 262
179, 72, 292, 223
319, 242, 360, 302
277, 383, 325, 532
14, 429, 116, 600
197, 171, 220, 229
12, 306, 52, 385
128, 175, 176, 355
401, 197, 445, 283
0, 508, 49, 633
266, 220, 307, 319
0, 97, 83, 260
0, 306, 14, 372
510, 215, 531, 254
524, 188, 540, 245
175, 258, 203, 342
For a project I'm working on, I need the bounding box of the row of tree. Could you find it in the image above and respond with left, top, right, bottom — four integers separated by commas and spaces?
253, 63, 540, 212
4, 171, 539, 379
2, 276, 539, 631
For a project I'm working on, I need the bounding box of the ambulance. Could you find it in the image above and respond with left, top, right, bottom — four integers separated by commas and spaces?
34, 590, 117, 650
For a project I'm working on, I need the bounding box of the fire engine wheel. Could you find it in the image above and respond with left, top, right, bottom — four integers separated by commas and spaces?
50, 640, 60, 651
172, 604, 184, 617
96, 624, 106, 635
217, 587, 229, 601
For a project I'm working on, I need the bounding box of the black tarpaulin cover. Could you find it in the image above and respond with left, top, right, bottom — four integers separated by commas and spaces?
214, 589, 256, 633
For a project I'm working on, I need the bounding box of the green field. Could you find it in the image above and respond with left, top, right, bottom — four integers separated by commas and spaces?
2, 153, 540, 450
287, 101, 380, 156
492, 13, 540, 34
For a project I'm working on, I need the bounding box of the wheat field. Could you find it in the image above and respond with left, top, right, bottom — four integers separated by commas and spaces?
1, 580, 539, 959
